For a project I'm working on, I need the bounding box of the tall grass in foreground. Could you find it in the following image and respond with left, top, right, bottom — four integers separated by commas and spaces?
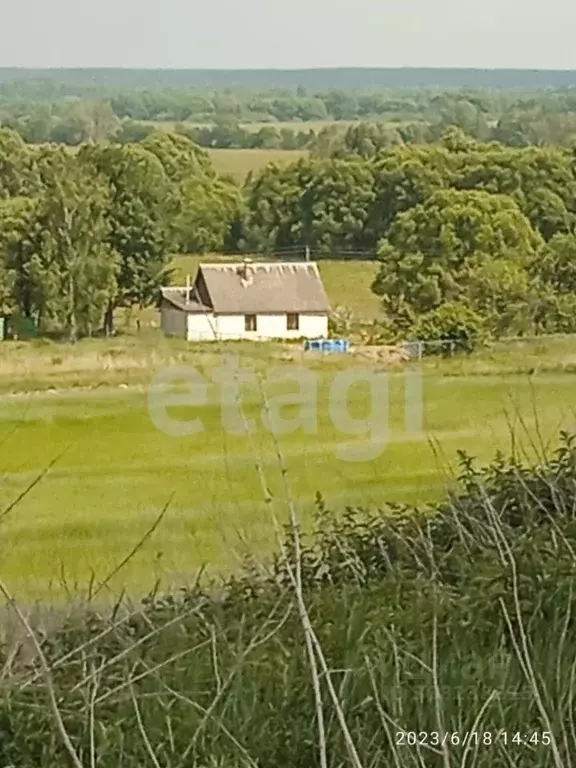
2, 433, 576, 766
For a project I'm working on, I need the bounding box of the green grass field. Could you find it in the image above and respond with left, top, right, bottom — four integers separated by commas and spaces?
206, 147, 307, 182
317, 259, 382, 319
1, 330, 576, 601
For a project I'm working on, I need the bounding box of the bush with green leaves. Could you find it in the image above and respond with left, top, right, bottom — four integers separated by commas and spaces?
411, 301, 489, 354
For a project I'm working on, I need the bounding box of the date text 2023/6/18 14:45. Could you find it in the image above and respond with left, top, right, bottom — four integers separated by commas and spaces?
395, 731, 553, 748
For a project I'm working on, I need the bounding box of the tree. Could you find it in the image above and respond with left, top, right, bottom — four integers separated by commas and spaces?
311, 123, 404, 159
1, 103, 54, 144
244, 157, 375, 253
428, 95, 491, 141
493, 115, 533, 147
398, 122, 432, 145
535, 233, 576, 295
79, 143, 173, 333
174, 175, 245, 253
372, 188, 543, 332
321, 91, 359, 121
366, 145, 454, 245
195, 120, 250, 149
33, 148, 118, 339
0, 196, 38, 316
0, 128, 37, 198
252, 126, 282, 149
412, 302, 488, 353
279, 128, 299, 150
439, 127, 478, 153
453, 145, 576, 240
465, 258, 541, 336
244, 160, 311, 251
532, 291, 576, 334
142, 130, 243, 255
49, 100, 120, 145
298, 159, 376, 251
117, 120, 156, 144
494, 111, 576, 148
140, 131, 213, 180
309, 125, 347, 158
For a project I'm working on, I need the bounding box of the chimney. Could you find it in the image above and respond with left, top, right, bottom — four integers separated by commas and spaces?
238, 258, 253, 285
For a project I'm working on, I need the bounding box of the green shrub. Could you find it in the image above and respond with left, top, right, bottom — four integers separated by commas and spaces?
534, 292, 576, 335
412, 301, 489, 354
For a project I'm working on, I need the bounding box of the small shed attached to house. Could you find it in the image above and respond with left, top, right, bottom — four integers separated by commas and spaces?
160, 261, 330, 341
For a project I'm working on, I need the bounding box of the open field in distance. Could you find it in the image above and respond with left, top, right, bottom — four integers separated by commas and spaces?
206, 147, 308, 182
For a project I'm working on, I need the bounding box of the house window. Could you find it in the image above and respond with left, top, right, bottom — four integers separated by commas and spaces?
245, 314, 257, 332
287, 313, 299, 331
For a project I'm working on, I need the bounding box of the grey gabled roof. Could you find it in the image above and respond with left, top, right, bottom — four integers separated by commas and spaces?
197, 262, 330, 314
160, 287, 211, 314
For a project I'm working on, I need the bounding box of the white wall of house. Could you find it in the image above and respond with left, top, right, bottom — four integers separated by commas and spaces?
164, 309, 329, 342
161, 306, 187, 337
270, 313, 328, 340
216, 313, 328, 341
214, 314, 249, 340
294, 313, 328, 339
186, 312, 218, 341
209, 313, 328, 341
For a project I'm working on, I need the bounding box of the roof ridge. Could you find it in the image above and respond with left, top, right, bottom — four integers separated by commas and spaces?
200, 261, 319, 267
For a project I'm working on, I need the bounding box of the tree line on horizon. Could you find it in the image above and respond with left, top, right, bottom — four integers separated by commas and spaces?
2, 65, 576, 91
2, 85, 576, 149
0, 125, 576, 345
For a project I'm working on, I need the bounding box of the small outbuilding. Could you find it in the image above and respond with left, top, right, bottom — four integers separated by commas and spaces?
160, 261, 330, 341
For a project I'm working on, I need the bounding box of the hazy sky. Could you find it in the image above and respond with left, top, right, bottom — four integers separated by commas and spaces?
3, 0, 576, 70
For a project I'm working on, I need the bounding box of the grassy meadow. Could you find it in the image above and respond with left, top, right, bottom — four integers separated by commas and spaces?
1, 330, 576, 601
206, 147, 308, 182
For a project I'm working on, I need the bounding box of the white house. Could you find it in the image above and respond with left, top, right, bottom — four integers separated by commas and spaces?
160, 261, 330, 342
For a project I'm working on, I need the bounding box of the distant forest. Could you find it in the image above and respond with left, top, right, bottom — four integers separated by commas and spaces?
2, 67, 576, 91
2, 67, 576, 151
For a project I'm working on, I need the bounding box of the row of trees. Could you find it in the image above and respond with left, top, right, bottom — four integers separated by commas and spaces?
1, 125, 576, 342
243, 132, 576, 250
0, 84, 502, 123
311, 114, 576, 157
3, 79, 576, 121
242, 132, 576, 340
0, 129, 242, 339
3, 89, 576, 148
